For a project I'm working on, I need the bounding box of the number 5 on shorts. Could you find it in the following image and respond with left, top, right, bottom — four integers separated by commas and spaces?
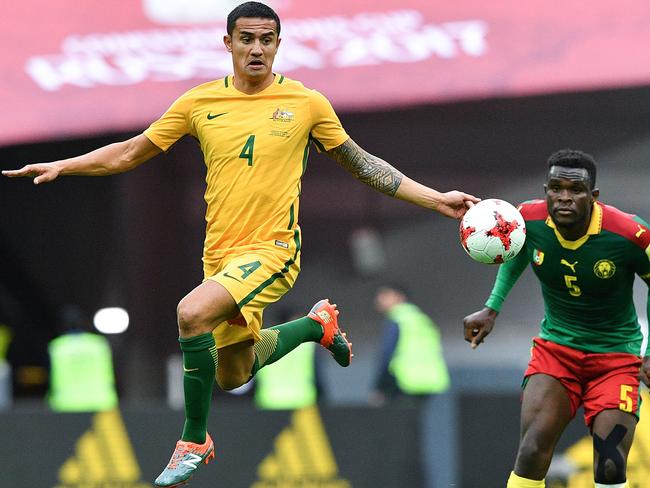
619, 384, 633, 412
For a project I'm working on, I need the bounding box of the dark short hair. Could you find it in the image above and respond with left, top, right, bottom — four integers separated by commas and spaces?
378, 283, 410, 298
547, 149, 597, 189
227, 2, 281, 36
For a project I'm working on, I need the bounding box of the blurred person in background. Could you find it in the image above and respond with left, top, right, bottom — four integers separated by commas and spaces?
47, 305, 118, 412
3, 2, 477, 486
0, 285, 50, 400
0, 321, 11, 365
254, 306, 326, 410
0, 236, 52, 399
369, 284, 450, 407
0, 313, 12, 409
463, 150, 650, 488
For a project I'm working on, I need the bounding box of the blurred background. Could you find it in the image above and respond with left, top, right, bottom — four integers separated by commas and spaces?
1, 1, 649, 487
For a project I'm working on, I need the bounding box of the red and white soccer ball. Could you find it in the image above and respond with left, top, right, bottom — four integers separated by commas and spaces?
459, 199, 526, 264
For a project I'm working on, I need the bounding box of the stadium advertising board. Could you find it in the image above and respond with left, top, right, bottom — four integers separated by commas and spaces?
3, 0, 650, 146
0, 405, 423, 488
4, 393, 648, 486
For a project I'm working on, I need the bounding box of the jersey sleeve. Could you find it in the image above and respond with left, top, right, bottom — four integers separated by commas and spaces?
631, 216, 650, 356
631, 215, 650, 283
640, 272, 650, 356
308, 90, 349, 152
143, 93, 194, 152
485, 247, 529, 312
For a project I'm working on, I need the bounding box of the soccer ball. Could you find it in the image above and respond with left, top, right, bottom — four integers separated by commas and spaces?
459, 199, 526, 264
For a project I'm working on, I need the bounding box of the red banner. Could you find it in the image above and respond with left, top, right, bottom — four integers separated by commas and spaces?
3, 0, 650, 146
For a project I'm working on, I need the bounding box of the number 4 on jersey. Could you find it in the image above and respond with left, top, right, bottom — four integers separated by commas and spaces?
240, 135, 256, 166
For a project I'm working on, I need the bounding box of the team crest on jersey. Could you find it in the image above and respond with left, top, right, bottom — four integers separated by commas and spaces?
270, 108, 294, 122
593, 259, 616, 279
533, 249, 544, 266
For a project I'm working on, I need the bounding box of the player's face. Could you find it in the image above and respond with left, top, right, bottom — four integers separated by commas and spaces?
374, 288, 404, 314
544, 177, 594, 227
224, 18, 280, 83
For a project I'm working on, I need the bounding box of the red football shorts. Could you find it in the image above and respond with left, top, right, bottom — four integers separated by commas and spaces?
524, 337, 642, 429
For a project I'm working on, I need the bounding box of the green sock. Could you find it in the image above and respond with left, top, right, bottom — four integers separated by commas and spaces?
179, 333, 218, 444
250, 316, 322, 376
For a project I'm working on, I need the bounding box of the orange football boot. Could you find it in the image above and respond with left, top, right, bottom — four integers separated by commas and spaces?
154, 433, 215, 487
308, 299, 353, 367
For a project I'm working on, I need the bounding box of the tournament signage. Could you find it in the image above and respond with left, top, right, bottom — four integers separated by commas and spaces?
0, 404, 423, 488
4, 0, 650, 146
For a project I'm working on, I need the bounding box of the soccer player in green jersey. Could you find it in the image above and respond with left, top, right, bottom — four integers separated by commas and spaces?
463, 149, 650, 488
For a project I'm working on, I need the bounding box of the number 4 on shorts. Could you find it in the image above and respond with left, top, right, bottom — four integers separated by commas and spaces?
238, 261, 261, 279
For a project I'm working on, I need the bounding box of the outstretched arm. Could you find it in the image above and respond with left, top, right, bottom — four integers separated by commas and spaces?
640, 279, 650, 387
641, 280, 650, 388
462, 247, 529, 349
325, 138, 479, 219
631, 215, 650, 385
2, 133, 161, 184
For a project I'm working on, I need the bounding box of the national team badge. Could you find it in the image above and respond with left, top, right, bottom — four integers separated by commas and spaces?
593, 259, 616, 279
533, 249, 544, 266
270, 108, 294, 122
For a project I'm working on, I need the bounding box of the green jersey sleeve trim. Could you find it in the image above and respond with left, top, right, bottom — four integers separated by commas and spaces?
645, 289, 650, 356
485, 248, 529, 312
633, 215, 650, 228
310, 137, 326, 152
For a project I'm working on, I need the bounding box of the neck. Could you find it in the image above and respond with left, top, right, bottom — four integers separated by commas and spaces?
556, 216, 591, 241
232, 72, 275, 95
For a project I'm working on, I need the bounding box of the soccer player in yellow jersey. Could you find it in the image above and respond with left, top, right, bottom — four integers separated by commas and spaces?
3, 2, 479, 486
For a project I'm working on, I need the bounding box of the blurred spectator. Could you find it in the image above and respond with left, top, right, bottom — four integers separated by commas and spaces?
370, 284, 450, 406
47, 305, 118, 412
0, 285, 50, 399
0, 317, 12, 409
0, 322, 11, 363
254, 307, 326, 410
0, 234, 57, 399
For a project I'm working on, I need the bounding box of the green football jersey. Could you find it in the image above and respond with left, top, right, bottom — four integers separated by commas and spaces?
486, 200, 650, 355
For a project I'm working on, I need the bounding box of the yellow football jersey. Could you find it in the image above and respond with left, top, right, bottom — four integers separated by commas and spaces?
144, 74, 349, 265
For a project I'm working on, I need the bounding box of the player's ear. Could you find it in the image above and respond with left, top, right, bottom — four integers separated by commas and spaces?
592, 188, 599, 200
223, 35, 232, 52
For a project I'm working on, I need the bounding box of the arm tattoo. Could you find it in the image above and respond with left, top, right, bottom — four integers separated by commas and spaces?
325, 138, 403, 196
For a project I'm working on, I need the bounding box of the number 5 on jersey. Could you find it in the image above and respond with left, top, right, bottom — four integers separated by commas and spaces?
240, 135, 256, 166
564, 275, 581, 297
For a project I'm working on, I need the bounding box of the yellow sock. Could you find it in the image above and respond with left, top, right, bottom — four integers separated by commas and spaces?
506, 471, 545, 488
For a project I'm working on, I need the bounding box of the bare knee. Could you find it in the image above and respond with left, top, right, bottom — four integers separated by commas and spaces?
214, 340, 255, 391
176, 281, 238, 337
595, 457, 626, 484
517, 438, 553, 461
177, 299, 211, 337
593, 423, 630, 484
216, 370, 250, 391
515, 437, 554, 478
177, 295, 229, 337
